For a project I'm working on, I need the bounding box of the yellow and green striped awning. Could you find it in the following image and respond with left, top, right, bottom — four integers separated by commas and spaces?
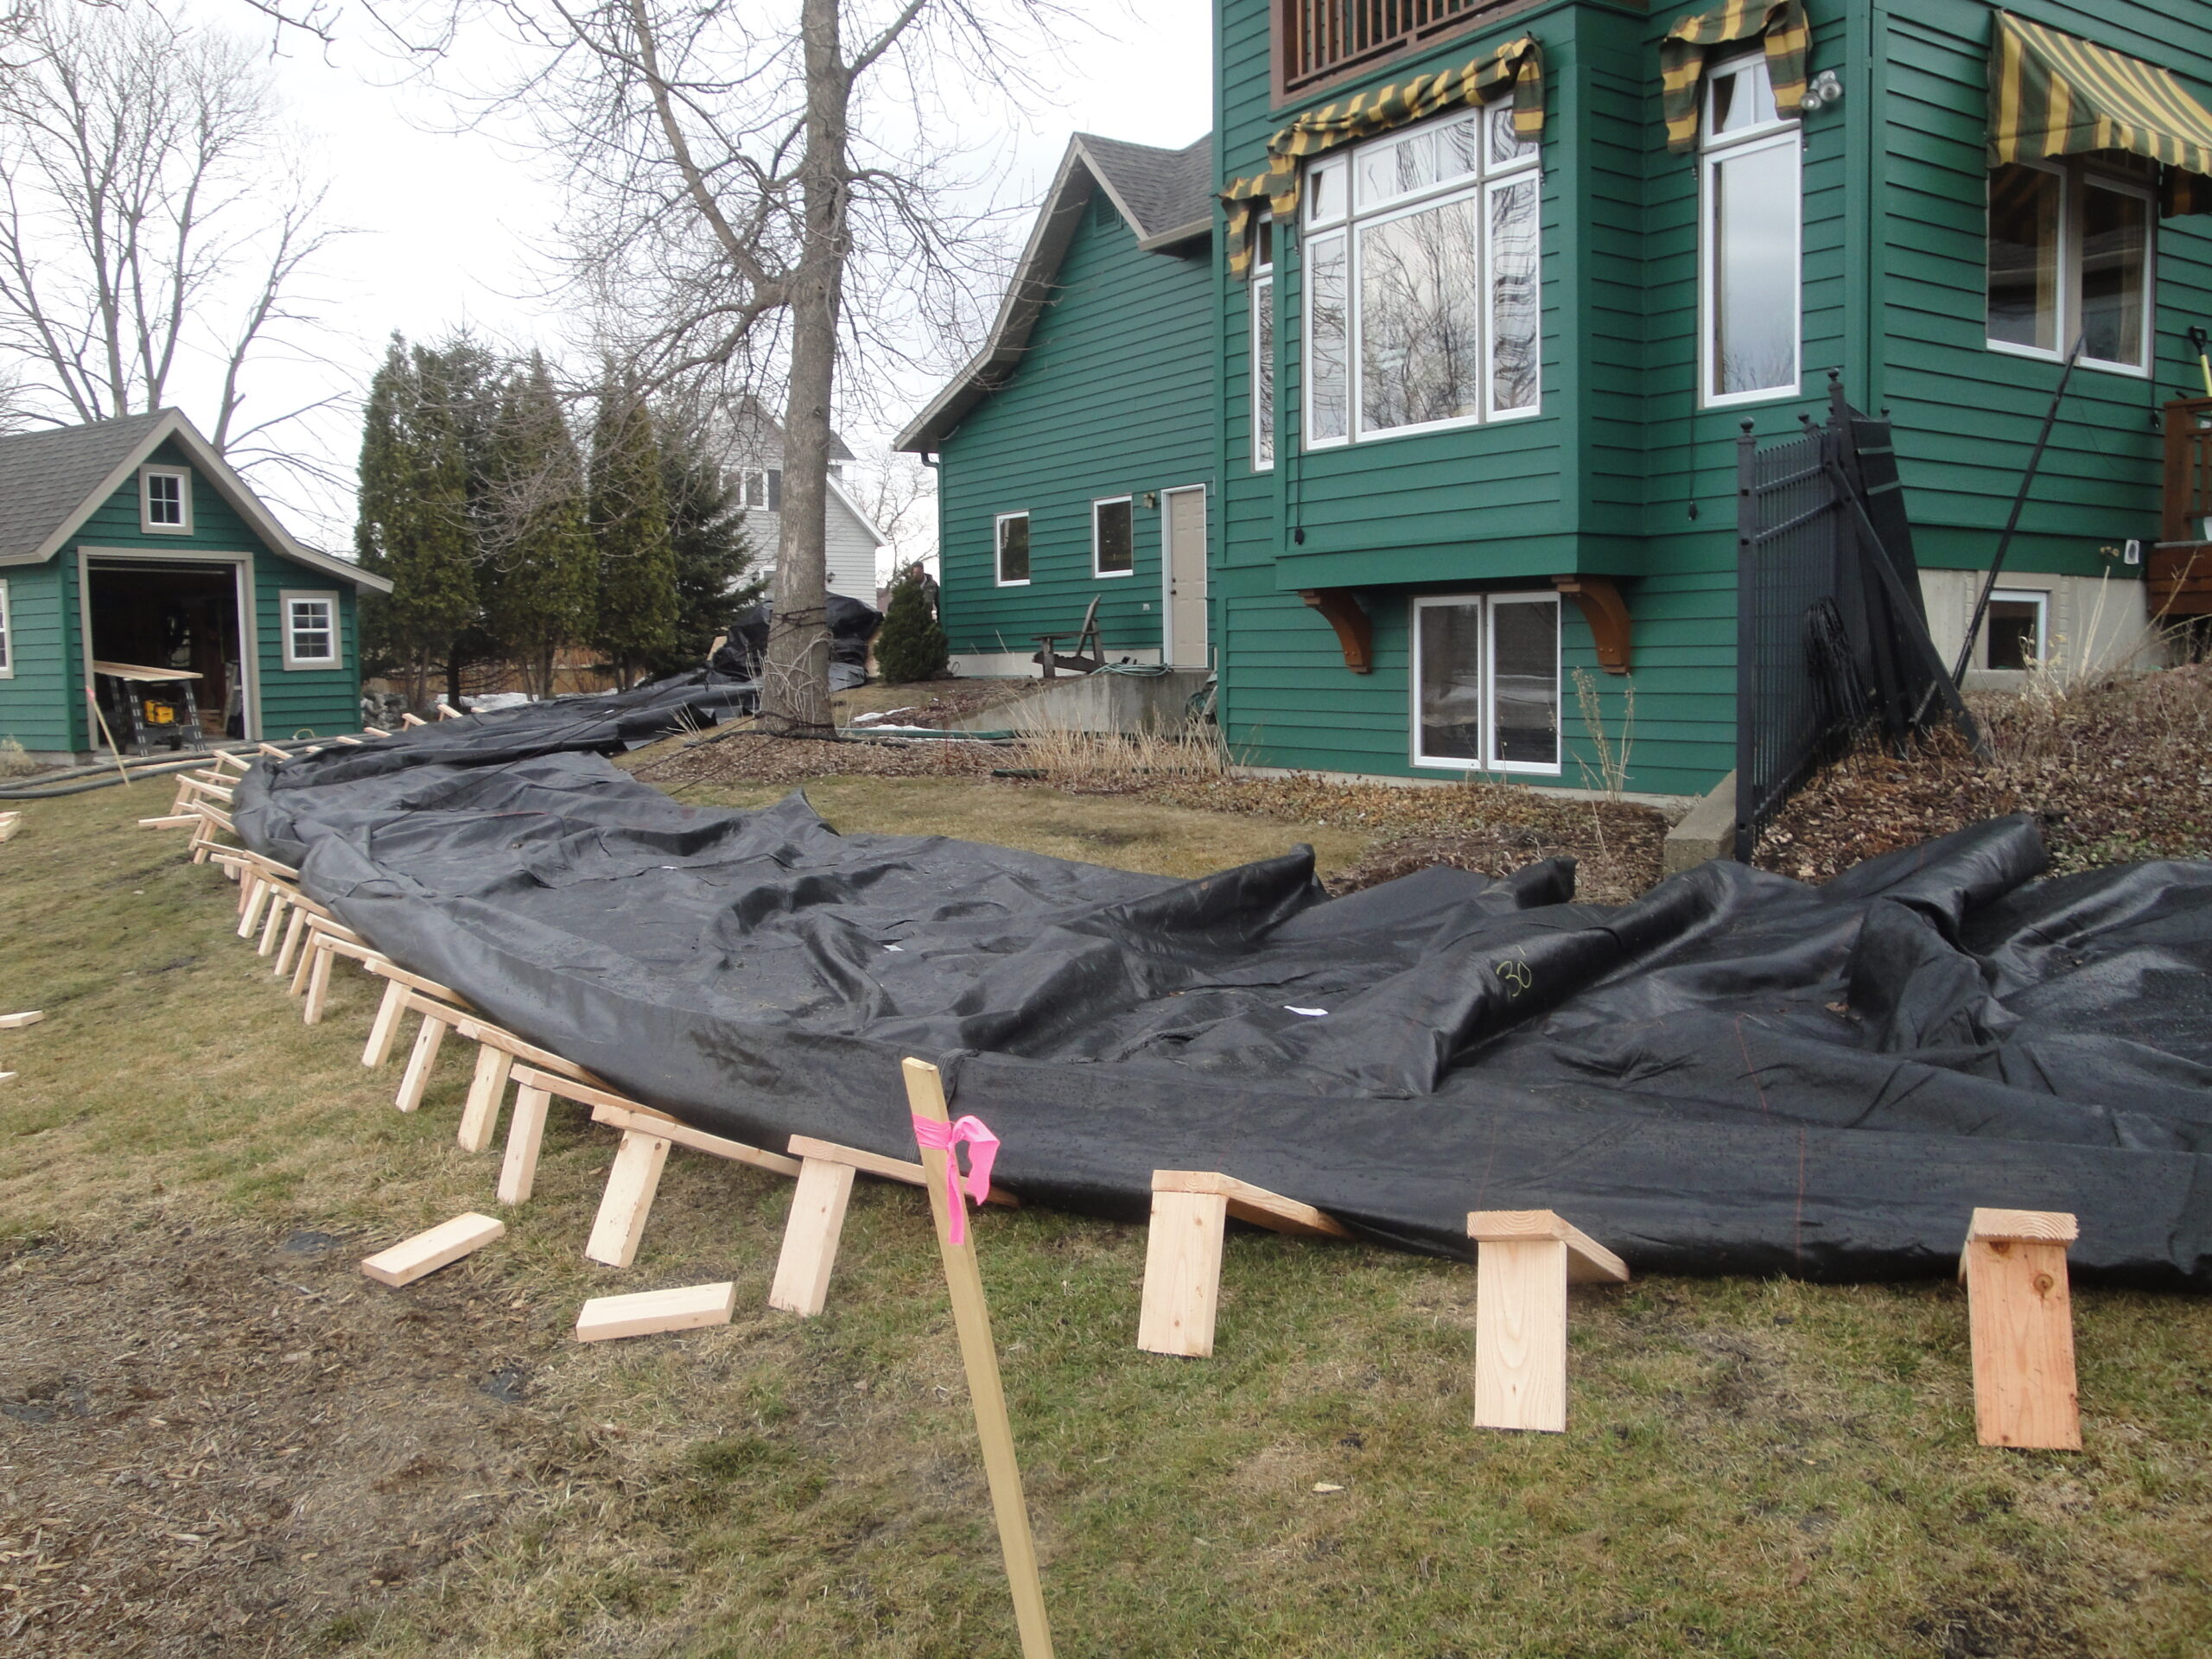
1219, 35, 1546, 281
1990, 11, 2212, 215
1661, 0, 1810, 156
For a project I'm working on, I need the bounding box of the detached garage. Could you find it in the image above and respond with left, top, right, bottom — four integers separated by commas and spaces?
0, 409, 388, 760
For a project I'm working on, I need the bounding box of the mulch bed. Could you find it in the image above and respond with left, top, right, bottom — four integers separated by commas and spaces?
1757, 664, 2212, 882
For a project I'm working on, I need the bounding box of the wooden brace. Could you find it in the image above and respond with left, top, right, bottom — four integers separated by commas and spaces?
1467, 1210, 1629, 1433
1138, 1171, 1352, 1358
1961, 1208, 2081, 1450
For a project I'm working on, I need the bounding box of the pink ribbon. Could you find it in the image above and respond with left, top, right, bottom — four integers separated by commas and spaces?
911, 1114, 1000, 1247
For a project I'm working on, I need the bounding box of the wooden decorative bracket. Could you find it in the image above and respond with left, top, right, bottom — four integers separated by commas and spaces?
1467, 1209, 1630, 1433
1551, 576, 1633, 674
1960, 1208, 2081, 1449
1299, 588, 1374, 672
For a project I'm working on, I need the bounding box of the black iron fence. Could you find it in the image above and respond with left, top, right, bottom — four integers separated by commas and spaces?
1733, 378, 1980, 861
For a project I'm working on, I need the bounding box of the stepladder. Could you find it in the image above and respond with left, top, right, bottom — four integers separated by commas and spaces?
1961, 1208, 2082, 1450
1467, 1210, 1630, 1433
1137, 1171, 1351, 1358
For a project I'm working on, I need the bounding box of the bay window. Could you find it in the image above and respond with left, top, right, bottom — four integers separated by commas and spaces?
1987, 158, 2152, 372
1700, 54, 1802, 405
1411, 592, 1560, 773
1303, 104, 1540, 449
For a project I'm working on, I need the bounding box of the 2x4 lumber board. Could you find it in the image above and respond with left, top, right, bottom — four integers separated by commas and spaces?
768, 1158, 858, 1317
1137, 1190, 1229, 1358
138, 814, 203, 829
498, 1085, 552, 1204
361, 958, 467, 1007
362, 980, 411, 1067
0, 1072, 16, 1085
903, 1058, 1055, 1658
360, 1213, 504, 1287
1154, 1170, 1351, 1239
1962, 1208, 2082, 1451
395, 1012, 449, 1113
785, 1133, 1017, 1207
458, 1046, 514, 1153
450, 1019, 594, 1081
584, 1130, 671, 1268
589, 1101, 803, 1178
1468, 1210, 1630, 1285
0, 1012, 43, 1030
1472, 1237, 1572, 1433
575, 1281, 736, 1342
512, 1064, 651, 1116
400, 712, 428, 727
0, 811, 21, 842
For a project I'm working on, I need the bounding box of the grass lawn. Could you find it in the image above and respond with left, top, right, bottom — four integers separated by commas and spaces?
0, 779, 2207, 1657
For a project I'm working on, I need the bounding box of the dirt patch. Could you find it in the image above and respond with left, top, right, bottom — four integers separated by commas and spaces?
834, 678, 1034, 728
1758, 664, 2212, 882
0, 1220, 582, 1656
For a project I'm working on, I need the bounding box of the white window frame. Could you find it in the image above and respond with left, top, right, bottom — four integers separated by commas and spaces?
139, 465, 193, 534
1252, 213, 1276, 472
0, 577, 13, 679
1090, 496, 1135, 579
1698, 53, 1802, 410
280, 589, 340, 671
994, 511, 1032, 588
1301, 105, 1541, 453
1408, 591, 1562, 776
1983, 588, 2050, 671
1986, 159, 2155, 378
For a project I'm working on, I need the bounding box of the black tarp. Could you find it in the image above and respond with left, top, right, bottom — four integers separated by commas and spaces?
715, 593, 883, 691
234, 695, 2212, 1289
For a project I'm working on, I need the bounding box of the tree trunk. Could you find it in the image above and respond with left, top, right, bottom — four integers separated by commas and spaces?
758, 0, 848, 738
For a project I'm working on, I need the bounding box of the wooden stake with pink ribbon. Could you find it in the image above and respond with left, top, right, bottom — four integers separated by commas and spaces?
901, 1057, 1055, 1659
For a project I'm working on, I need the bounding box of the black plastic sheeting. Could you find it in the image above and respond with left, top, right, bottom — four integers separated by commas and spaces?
234, 696, 2212, 1289
715, 593, 882, 692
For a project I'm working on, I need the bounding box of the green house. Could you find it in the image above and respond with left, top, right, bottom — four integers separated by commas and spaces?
906, 0, 2212, 799
0, 410, 389, 760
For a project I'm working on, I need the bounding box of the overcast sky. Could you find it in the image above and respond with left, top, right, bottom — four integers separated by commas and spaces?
217, 1, 1212, 556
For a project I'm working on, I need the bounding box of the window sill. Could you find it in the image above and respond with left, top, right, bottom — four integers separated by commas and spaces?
1092, 569, 1135, 580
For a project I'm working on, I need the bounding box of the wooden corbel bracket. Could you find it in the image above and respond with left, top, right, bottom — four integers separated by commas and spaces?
1299, 588, 1374, 672
1550, 575, 1633, 674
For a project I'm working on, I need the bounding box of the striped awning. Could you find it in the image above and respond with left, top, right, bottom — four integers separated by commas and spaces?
1661, 0, 1810, 155
1990, 12, 2212, 216
1219, 35, 1546, 281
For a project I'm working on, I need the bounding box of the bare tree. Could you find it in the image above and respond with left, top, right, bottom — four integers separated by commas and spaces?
843, 445, 938, 580
395, 0, 1052, 734
0, 4, 343, 493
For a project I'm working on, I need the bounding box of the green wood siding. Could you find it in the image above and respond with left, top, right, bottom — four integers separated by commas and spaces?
937, 192, 1216, 662
0, 561, 74, 753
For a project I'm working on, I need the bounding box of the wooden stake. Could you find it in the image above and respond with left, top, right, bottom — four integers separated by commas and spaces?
1961, 1208, 2082, 1450
584, 1129, 671, 1268
902, 1058, 1054, 1659
394, 1012, 449, 1112
498, 1084, 552, 1204
575, 1281, 735, 1342
458, 1046, 514, 1153
85, 689, 132, 788
1467, 1211, 1629, 1434
769, 1157, 858, 1317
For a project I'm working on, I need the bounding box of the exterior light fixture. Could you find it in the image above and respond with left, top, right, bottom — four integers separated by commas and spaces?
1802, 70, 1843, 111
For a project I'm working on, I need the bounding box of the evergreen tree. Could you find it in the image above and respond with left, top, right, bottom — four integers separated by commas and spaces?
353, 334, 408, 677
588, 374, 678, 688
874, 562, 949, 683
483, 355, 597, 699
648, 414, 760, 678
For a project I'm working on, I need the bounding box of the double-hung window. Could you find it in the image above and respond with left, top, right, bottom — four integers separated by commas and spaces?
283, 592, 339, 670
995, 512, 1031, 586
1252, 216, 1276, 470
0, 578, 12, 679
740, 467, 784, 511
1700, 54, 1802, 405
1303, 103, 1540, 448
1411, 592, 1560, 773
1986, 157, 2152, 372
1093, 497, 1134, 576
140, 466, 192, 533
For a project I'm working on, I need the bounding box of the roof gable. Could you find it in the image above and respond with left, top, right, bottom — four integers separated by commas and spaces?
0, 410, 389, 591
895, 131, 1212, 452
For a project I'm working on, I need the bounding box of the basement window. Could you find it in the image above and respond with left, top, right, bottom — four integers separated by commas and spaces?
995, 512, 1031, 586
1986, 159, 2152, 373
282, 591, 340, 670
1092, 497, 1134, 577
1411, 592, 1560, 773
1985, 589, 2048, 671
140, 466, 192, 533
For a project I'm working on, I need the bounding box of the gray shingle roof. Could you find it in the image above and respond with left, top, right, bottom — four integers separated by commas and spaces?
0, 410, 172, 559
1076, 133, 1215, 244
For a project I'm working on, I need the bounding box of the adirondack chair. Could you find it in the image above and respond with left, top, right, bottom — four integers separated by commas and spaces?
1031, 595, 1105, 679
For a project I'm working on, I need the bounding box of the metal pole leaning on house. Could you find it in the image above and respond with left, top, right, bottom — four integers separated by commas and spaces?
1951, 334, 2085, 689
901, 1058, 1055, 1659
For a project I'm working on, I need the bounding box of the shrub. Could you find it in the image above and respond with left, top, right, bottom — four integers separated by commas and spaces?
874, 565, 949, 684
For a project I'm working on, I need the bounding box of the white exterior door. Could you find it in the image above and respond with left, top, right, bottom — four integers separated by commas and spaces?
1161, 486, 1208, 667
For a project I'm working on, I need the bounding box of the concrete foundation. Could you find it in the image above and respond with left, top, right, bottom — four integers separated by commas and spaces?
1662, 769, 1737, 874
950, 667, 1212, 736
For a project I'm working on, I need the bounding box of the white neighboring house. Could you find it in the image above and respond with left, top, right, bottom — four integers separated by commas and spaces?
724, 396, 887, 599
